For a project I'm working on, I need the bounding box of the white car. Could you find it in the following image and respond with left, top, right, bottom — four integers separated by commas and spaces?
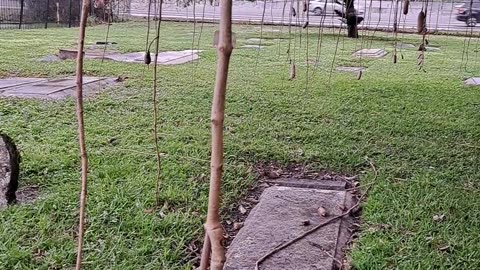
309, 0, 364, 17
309, 0, 344, 16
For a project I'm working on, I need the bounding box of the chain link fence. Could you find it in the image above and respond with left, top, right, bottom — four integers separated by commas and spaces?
0, 0, 130, 29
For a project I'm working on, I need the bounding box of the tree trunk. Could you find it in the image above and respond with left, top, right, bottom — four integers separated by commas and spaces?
200, 0, 234, 269
345, 0, 358, 38
74, 0, 90, 269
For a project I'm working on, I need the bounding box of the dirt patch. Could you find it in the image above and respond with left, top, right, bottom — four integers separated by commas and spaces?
16, 185, 40, 205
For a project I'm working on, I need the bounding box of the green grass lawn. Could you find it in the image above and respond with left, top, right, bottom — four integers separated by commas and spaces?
0, 21, 479, 269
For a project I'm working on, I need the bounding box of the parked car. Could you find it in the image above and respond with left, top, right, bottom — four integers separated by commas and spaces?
456, 1, 480, 27
309, 0, 364, 17
309, 0, 343, 16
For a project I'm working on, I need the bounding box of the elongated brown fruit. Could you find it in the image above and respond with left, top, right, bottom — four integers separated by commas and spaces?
417, 11, 426, 34
393, 54, 397, 64
144, 51, 151, 65
303, 1, 307, 12
403, 0, 410, 15
303, 21, 309, 28
289, 63, 296, 80
357, 70, 362, 80
292, 7, 296, 17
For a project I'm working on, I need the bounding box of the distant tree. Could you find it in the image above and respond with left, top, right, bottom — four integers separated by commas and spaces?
334, 0, 364, 38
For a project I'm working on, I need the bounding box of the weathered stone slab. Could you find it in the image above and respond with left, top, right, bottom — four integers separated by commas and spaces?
54, 49, 201, 65
0, 77, 117, 99
353, 48, 388, 58
395, 43, 415, 49
241, 45, 265, 50
0, 133, 19, 206
465, 77, 480, 86
265, 178, 347, 190
105, 50, 201, 65
58, 49, 85, 60
225, 186, 354, 270
425, 46, 441, 52
0, 78, 46, 90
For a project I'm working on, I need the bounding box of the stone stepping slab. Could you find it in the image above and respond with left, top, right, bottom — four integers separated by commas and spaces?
225, 186, 354, 270
465, 77, 480, 86
336, 66, 366, 73
353, 48, 388, 58
56, 49, 201, 65
0, 77, 117, 99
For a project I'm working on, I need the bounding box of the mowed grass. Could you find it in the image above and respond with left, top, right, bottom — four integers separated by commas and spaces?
0, 21, 479, 269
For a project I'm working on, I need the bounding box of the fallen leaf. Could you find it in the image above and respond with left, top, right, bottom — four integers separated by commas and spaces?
425, 236, 434, 242
245, 197, 259, 204
115, 76, 128, 82
438, 245, 451, 252
233, 222, 244, 230
302, 220, 311, 226
433, 214, 445, 222
144, 208, 154, 214
317, 206, 328, 217
258, 183, 270, 188
226, 220, 232, 225
267, 170, 281, 179
239, 205, 247, 214
344, 175, 359, 181
108, 137, 118, 146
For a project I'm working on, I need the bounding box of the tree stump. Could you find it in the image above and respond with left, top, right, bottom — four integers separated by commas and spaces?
0, 133, 20, 206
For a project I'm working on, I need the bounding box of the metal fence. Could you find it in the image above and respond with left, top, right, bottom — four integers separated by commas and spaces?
0, 0, 130, 30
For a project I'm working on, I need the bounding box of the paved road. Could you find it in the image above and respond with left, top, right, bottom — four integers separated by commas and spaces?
129, 1, 480, 34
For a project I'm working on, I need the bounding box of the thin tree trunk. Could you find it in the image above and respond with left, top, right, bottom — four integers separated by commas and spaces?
74, 0, 90, 269
200, 0, 233, 269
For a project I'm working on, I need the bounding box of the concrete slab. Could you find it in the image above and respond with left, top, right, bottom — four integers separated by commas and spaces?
54, 49, 201, 65
336, 66, 366, 73
105, 50, 201, 65
353, 48, 388, 58
241, 45, 266, 50
0, 77, 117, 99
265, 178, 347, 191
425, 46, 441, 52
465, 77, 480, 86
225, 186, 354, 270
0, 78, 46, 90
395, 43, 415, 49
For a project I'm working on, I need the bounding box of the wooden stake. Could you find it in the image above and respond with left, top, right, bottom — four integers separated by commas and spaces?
74, 0, 90, 269
200, 0, 233, 269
